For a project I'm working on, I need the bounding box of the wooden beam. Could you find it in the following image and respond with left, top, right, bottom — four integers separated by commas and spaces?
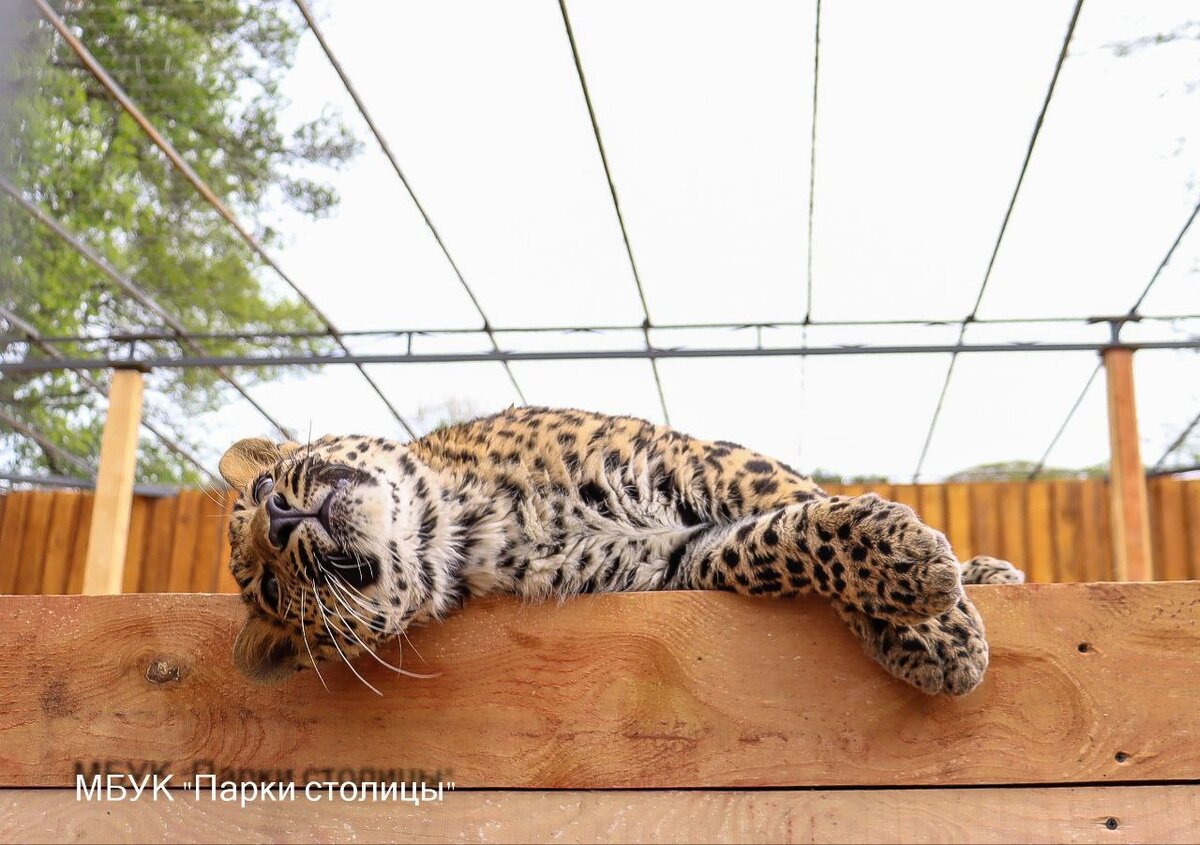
81, 369, 144, 595
2, 785, 1197, 844
1103, 348, 1153, 581
1, 584, 1198, 788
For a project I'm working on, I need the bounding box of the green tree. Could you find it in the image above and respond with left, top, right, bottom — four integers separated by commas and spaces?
944, 460, 1107, 483
0, 0, 358, 484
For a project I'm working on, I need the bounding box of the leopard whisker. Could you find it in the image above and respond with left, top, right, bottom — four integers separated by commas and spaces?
326, 577, 389, 633
299, 590, 328, 692
308, 573, 383, 696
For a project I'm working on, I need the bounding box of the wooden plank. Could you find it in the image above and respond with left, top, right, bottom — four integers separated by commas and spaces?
120, 497, 150, 595
65, 494, 95, 595
1024, 482, 1055, 584
944, 483, 974, 561
166, 491, 203, 592
0, 493, 30, 594
13, 491, 54, 595
83, 368, 146, 595
0, 584, 1197, 788
1, 785, 1197, 845
39, 492, 81, 595
138, 496, 177, 593
1103, 348, 1152, 581
1152, 477, 1190, 581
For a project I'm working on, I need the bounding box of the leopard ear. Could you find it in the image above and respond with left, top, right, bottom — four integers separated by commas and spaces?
219, 438, 288, 489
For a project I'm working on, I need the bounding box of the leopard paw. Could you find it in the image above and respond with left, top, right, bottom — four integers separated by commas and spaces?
834, 594, 989, 696
816, 494, 963, 625
962, 555, 1025, 585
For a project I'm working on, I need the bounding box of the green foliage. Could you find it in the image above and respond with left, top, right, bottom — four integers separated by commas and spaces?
810, 469, 889, 485
1, 0, 359, 483
944, 460, 1108, 482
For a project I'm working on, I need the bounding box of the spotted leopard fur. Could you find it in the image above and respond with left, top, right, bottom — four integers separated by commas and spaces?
219, 407, 1024, 696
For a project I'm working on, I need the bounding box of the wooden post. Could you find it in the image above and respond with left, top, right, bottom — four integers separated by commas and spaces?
1103, 347, 1153, 581
82, 368, 145, 595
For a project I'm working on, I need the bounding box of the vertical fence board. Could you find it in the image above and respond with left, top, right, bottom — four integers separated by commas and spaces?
65, 495, 95, 594
917, 484, 947, 537
121, 498, 150, 594
13, 493, 54, 595
167, 492, 203, 592
1050, 481, 1081, 583
1152, 477, 1189, 581
969, 485, 1002, 560
39, 493, 81, 595
1186, 480, 1200, 580
1024, 482, 1055, 584
889, 484, 920, 512
1077, 480, 1111, 581
191, 490, 228, 592
996, 483, 1028, 567
944, 484, 974, 561
139, 497, 177, 593
215, 489, 239, 593
0, 494, 30, 594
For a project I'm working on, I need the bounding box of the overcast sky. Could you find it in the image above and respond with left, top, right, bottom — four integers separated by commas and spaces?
185, 0, 1200, 481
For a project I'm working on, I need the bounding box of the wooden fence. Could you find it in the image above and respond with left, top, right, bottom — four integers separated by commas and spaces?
0, 478, 1197, 594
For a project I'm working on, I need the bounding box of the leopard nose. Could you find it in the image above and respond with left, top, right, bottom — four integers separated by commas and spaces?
266, 493, 306, 549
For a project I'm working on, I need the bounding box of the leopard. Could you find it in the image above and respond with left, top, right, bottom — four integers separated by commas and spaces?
219, 406, 1024, 697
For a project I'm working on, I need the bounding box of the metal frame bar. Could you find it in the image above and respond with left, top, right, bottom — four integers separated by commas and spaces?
0, 472, 179, 497
0, 305, 221, 486
35, 0, 418, 439
3, 339, 1197, 374
912, 0, 1086, 482
557, 0, 671, 425
290, 0, 527, 408
3, 312, 1196, 349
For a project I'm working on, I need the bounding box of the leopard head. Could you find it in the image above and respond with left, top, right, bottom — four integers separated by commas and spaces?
218, 435, 433, 685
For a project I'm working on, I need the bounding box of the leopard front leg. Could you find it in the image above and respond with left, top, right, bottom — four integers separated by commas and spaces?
832, 594, 989, 695
676, 493, 964, 625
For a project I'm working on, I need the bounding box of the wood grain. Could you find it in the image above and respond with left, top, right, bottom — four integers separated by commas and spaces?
0, 584, 1197, 789
2, 785, 1197, 845
1103, 348, 1153, 581
82, 369, 145, 595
